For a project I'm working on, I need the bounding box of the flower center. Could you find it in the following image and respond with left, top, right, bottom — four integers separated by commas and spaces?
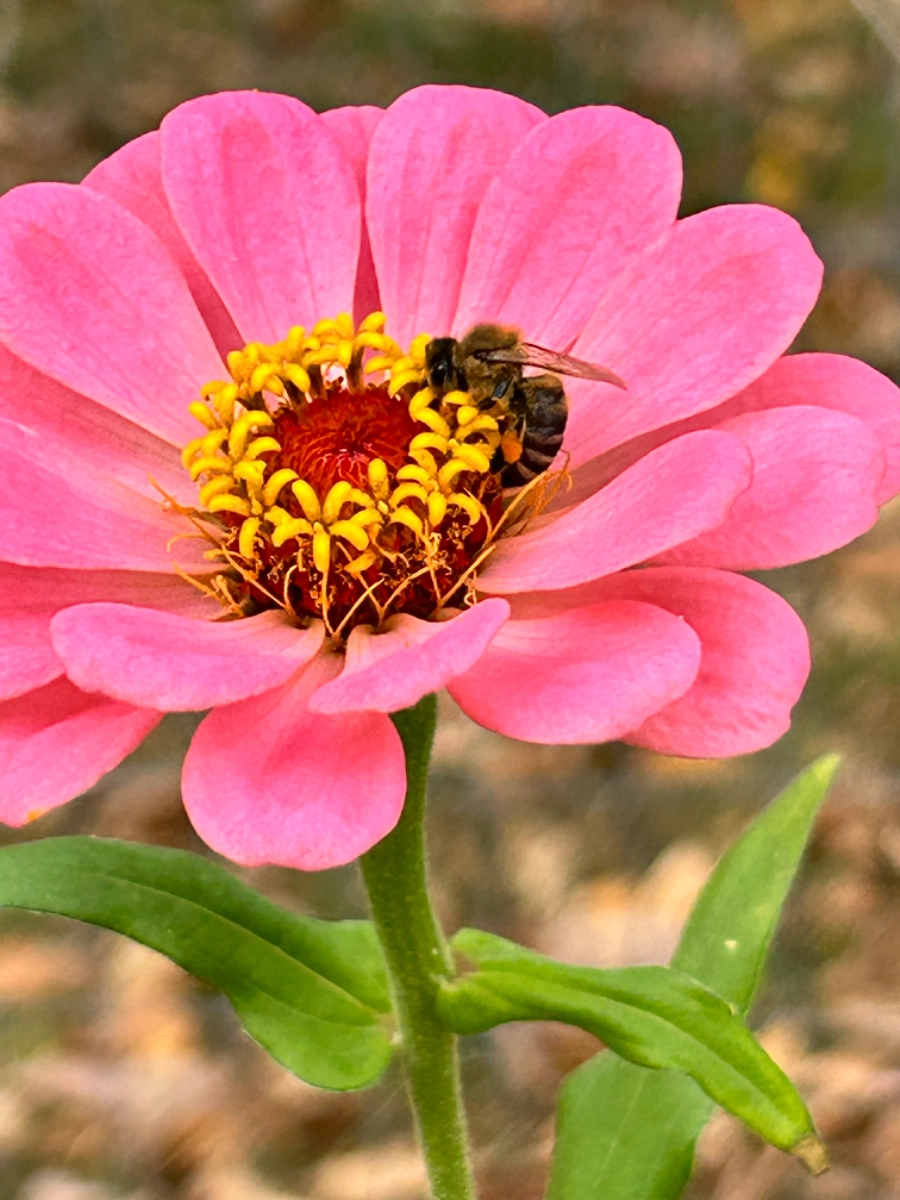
178, 312, 547, 637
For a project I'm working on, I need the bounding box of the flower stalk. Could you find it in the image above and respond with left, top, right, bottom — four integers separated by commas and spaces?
360, 694, 476, 1200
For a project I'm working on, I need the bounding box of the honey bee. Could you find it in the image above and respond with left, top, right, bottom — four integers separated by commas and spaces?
424, 324, 626, 486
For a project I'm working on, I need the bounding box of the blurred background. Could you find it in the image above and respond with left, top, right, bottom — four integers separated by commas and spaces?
2, 0, 900, 1196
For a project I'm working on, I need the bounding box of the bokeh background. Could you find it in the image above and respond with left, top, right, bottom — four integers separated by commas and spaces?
2, 0, 900, 1196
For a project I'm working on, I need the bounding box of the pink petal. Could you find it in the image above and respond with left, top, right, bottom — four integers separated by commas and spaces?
478, 429, 751, 595
320, 105, 384, 181
659, 406, 883, 570
0, 616, 63, 701
51, 605, 324, 711
702, 352, 900, 505
320, 105, 383, 322
182, 655, 406, 870
564, 205, 824, 466
453, 106, 682, 348
366, 85, 544, 347
448, 600, 700, 744
83, 131, 242, 357
0, 677, 161, 827
0, 417, 210, 572
310, 598, 510, 714
161, 91, 361, 344
0, 343, 194, 507
0, 560, 216, 701
0, 183, 223, 446
522, 568, 809, 757
0, 561, 215, 617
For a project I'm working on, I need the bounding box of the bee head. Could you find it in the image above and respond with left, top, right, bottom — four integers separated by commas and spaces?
425, 337, 465, 391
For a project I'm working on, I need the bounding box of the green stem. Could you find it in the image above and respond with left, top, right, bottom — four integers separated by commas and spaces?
360, 694, 476, 1200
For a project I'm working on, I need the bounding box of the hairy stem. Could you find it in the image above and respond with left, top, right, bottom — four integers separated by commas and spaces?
360, 694, 476, 1200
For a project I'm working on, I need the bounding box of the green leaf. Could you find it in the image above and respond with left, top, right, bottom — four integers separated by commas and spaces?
440, 928, 820, 1161
0, 836, 394, 1091
547, 754, 840, 1200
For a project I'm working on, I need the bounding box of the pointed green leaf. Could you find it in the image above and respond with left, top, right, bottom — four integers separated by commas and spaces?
0, 836, 393, 1090
547, 754, 840, 1199
441, 928, 821, 1161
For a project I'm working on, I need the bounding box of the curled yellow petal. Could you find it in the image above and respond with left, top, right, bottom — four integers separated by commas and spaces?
233, 460, 266, 488
449, 492, 484, 526
348, 488, 375, 509
345, 549, 378, 576
330, 520, 371, 552
323, 480, 353, 525
364, 354, 396, 375
213, 384, 238, 424
243, 436, 281, 460
262, 468, 300, 507
285, 363, 311, 392
428, 492, 448, 528
408, 386, 436, 415
348, 508, 383, 529
208, 494, 251, 517
272, 517, 314, 546
201, 428, 229, 455
238, 517, 261, 560
200, 379, 229, 398
355, 331, 392, 351
313, 528, 332, 574
306, 345, 339, 368
359, 311, 386, 333
199, 475, 237, 506
189, 455, 233, 481
413, 408, 451, 438
250, 364, 278, 393
409, 333, 432, 360
437, 458, 471, 491
368, 458, 389, 499
285, 325, 306, 355
387, 506, 424, 539
391, 482, 429, 507
409, 432, 448, 456
189, 401, 219, 430
389, 369, 424, 396
181, 436, 205, 468
227, 417, 252, 460
396, 464, 432, 485
455, 414, 499, 438
409, 448, 438, 475
312, 317, 340, 337
451, 443, 492, 473
292, 479, 321, 521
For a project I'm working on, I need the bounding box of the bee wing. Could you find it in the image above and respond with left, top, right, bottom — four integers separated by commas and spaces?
476, 342, 627, 388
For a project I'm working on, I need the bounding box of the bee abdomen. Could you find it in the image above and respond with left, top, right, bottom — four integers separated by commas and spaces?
501, 460, 540, 486
521, 447, 557, 468
524, 429, 565, 451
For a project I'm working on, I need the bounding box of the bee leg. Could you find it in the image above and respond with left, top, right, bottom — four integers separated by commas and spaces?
491, 418, 523, 474
483, 375, 513, 411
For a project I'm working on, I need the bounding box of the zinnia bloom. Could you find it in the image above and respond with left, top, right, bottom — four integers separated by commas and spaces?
0, 87, 897, 868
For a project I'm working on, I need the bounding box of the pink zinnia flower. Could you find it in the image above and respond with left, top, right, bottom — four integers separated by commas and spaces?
0, 86, 896, 869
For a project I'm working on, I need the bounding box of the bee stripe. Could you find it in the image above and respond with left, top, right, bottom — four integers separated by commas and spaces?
522, 449, 557, 467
